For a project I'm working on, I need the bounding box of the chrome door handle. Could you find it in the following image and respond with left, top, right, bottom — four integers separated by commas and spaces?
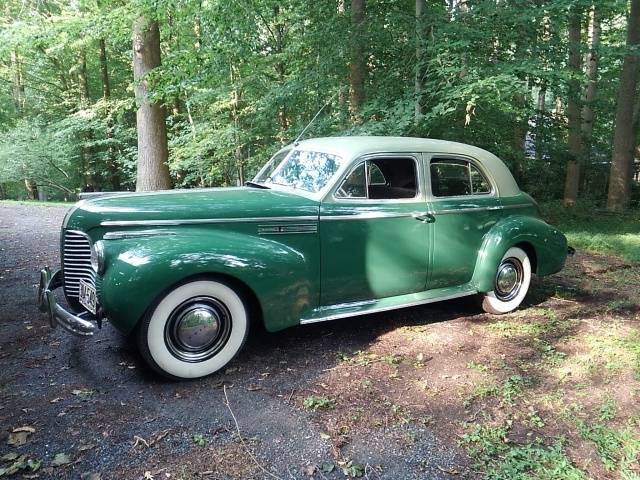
412, 212, 435, 223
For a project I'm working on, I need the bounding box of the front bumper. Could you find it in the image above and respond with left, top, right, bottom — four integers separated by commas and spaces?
37, 267, 101, 336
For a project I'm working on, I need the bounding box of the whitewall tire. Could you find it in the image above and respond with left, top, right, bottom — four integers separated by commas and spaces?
137, 280, 249, 380
481, 247, 531, 315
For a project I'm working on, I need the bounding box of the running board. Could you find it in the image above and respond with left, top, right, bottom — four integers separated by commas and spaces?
300, 283, 477, 325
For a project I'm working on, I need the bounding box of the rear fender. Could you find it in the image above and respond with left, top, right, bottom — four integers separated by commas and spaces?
472, 216, 568, 292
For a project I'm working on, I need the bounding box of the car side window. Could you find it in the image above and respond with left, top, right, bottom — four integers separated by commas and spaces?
336, 157, 418, 200
430, 159, 491, 197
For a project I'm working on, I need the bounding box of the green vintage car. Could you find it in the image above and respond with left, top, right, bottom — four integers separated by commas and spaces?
37, 136, 569, 379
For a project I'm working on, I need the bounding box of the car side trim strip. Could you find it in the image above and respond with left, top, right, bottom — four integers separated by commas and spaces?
319, 212, 413, 221
100, 215, 319, 227
300, 289, 477, 325
432, 203, 531, 215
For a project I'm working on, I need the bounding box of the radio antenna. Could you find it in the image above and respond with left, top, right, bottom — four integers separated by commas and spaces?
293, 88, 342, 146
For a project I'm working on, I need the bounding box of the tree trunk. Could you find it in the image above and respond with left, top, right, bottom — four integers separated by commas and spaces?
24, 179, 38, 200
99, 39, 111, 99
230, 64, 245, 186
535, 85, 546, 161
563, 7, 583, 207
10, 50, 25, 113
607, 0, 640, 211
99, 38, 120, 190
78, 51, 90, 105
349, 0, 365, 122
133, 17, 171, 192
581, 6, 600, 191
414, 0, 426, 123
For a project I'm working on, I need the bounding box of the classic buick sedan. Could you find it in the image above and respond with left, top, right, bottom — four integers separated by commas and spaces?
38, 136, 569, 379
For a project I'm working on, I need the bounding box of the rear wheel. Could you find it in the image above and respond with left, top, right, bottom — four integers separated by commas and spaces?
481, 247, 531, 315
137, 280, 249, 380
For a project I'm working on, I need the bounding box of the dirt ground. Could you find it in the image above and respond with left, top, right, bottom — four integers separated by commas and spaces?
0, 203, 638, 480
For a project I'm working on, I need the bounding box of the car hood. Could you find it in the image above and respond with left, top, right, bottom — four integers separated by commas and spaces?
64, 187, 319, 231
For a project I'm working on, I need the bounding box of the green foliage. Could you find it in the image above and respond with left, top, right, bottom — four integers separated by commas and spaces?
302, 395, 336, 411
0, 0, 636, 201
461, 423, 586, 479
540, 201, 640, 262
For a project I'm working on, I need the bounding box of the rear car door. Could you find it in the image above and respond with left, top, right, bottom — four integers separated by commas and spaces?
426, 154, 502, 289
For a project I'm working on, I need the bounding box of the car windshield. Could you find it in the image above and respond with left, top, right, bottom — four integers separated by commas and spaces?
253, 149, 343, 194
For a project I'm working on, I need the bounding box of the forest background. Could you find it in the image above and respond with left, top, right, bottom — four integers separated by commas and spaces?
1, 0, 639, 211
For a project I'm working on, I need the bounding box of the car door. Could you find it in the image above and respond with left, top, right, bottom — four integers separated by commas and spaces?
319, 153, 431, 306
426, 154, 502, 289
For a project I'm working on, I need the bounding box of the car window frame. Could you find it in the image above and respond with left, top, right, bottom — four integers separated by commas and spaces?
426, 154, 498, 200
329, 153, 424, 204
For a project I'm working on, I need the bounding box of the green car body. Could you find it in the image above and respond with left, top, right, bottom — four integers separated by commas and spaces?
39, 136, 568, 378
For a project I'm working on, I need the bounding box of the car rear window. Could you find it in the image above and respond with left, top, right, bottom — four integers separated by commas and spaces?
430, 159, 491, 197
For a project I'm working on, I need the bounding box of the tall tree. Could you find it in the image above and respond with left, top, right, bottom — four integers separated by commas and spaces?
581, 5, 600, 188
415, 0, 426, 123
607, 0, 640, 211
349, 0, 365, 122
563, 6, 583, 207
132, 16, 171, 191
99, 38, 120, 190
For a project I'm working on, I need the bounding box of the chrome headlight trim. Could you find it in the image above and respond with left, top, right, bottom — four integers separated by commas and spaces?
91, 240, 105, 274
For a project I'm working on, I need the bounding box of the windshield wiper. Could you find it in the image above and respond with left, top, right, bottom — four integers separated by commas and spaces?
245, 181, 270, 189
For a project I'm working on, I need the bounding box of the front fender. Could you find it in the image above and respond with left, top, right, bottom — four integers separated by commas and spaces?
98, 228, 318, 334
472, 216, 567, 292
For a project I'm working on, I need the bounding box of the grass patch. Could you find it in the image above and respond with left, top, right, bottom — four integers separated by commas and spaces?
0, 199, 74, 208
584, 326, 640, 378
461, 422, 586, 479
486, 308, 573, 339
540, 201, 640, 263
303, 395, 336, 411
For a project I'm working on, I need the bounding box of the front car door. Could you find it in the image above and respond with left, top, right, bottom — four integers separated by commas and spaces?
426, 153, 502, 289
319, 153, 431, 306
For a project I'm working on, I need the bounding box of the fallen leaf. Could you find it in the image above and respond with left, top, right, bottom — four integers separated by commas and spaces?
50, 397, 63, 403
51, 453, 71, 467
72, 389, 95, 397
12, 426, 35, 434
7, 431, 31, 447
320, 462, 335, 473
0, 452, 18, 462
302, 464, 316, 476
78, 443, 96, 452
80, 473, 101, 480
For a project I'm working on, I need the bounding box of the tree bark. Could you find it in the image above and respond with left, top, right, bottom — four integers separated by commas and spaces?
607, 0, 640, 211
563, 7, 583, 207
230, 64, 245, 186
24, 179, 38, 200
349, 0, 365, 122
99, 39, 111, 99
78, 51, 90, 105
133, 16, 171, 191
414, 0, 426, 123
10, 50, 25, 113
581, 6, 600, 189
99, 38, 120, 190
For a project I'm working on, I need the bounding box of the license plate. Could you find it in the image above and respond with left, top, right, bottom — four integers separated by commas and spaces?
79, 280, 97, 315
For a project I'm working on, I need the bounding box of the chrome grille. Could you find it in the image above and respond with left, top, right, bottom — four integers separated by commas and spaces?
63, 230, 95, 299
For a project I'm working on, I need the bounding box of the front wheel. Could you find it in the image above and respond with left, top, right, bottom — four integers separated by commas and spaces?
480, 247, 531, 315
137, 280, 249, 380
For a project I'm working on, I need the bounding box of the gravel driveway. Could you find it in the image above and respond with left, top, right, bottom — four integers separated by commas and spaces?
0, 203, 467, 479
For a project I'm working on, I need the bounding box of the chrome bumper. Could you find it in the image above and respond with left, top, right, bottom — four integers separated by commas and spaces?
37, 267, 101, 336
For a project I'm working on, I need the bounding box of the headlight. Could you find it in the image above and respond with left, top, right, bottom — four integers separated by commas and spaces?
91, 241, 105, 274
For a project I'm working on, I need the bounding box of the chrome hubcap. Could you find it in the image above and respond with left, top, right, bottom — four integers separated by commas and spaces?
165, 296, 232, 362
495, 258, 523, 301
